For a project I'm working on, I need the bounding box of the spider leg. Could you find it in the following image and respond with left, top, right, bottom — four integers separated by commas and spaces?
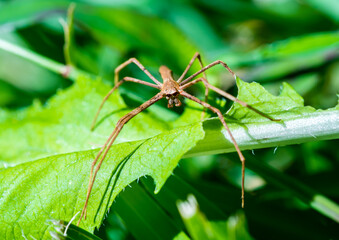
91, 77, 161, 131
180, 60, 236, 86
177, 52, 207, 83
77, 92, 164, 226
180, 90, 245, 207
181, 78, 279, 121
178, 52, 211, 120
114, 58, 162, 86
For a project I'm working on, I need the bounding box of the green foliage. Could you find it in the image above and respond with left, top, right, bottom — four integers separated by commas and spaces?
0, 77, 169, 166
228, 78, 304, 121
0, 76, 205, 238
0, 74, 338, 239
0, 0, 338, 239
177, 195, 253, 240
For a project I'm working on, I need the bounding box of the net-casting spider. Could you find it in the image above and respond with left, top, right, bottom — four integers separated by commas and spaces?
77, 53, 277, 225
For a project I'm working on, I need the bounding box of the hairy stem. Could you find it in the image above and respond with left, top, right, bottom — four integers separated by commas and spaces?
185, 108, 339, 157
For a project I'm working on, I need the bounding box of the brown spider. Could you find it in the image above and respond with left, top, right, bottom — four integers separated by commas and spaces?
77, 53, 277, 225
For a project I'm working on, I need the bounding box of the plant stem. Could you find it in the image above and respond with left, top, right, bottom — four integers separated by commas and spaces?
185, 108, 339, 157
0, 38, 88, 81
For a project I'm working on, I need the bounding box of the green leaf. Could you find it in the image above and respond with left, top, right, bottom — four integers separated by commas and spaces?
113, 182, 190, 240
0, 114, 204, 239
177, 195, 253, 240
255, 32, 339, 59
227, 77, 304, 121
226, 31, 339, 82
303, 0, 339, 22
142, 174, 229, 220
243, 153, 339, 223
74, 7, 199, 72
0, 75, 205, 238
0, 76, 170, 167
0, 0, 69, 29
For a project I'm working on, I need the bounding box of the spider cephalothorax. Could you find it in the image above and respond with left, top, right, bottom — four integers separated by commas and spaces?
159, 65, 182, 108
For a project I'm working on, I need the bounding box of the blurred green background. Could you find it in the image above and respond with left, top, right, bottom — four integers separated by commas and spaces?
0, 0, 338, 239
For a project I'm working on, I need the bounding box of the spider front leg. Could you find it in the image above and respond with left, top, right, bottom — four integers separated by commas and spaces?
91, 77, 160, 131
114, 58, 162, 86
181, 77, 279, 121
177, 52, 209, 119
179, 58, 237, 120
177, 52, 207, 83
78, 92, 164, 226
180, 60, 236, 86
179, 90, 246, 208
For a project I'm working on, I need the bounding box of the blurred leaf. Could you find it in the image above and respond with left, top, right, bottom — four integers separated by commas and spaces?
0, 0, 69, 30
178, 176, 339, 240
74, 7, 198, 73
303, 0, 339, 22
0, 80, 32, 107
255, 31, 339, 59
195, 0, 332, 40
0, 34, 65, 93
243, 152, 339, 223
177, 195, 216, 240
226, 31, 339, 81
177, 195, 253, 240
162, 3, 224, 53
262, 72, 320, 97
142, 174, 229, 221
95, 212, 128, 240
302, 141, 333, 174
113, 182, 190, 240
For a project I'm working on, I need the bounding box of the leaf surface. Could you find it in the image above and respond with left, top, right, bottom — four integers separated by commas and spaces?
0, 115, 204, 238
0, 74, 338, 239
0, 76, 170, 167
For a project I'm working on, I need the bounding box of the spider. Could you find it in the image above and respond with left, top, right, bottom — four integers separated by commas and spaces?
77, 53, 277, 225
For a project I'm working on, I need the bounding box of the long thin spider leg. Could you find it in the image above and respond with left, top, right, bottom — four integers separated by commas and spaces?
180, 60, 236, 86
80, 128, 117, 221
114, 58, 162, 86
177, 52, 207, 83
91, 77, 161, 131
176, 52, 209, 119
81, 115, 127, 220
181, 78, 279, 121
77, 92, 164, 226
180, 90, 245, 208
